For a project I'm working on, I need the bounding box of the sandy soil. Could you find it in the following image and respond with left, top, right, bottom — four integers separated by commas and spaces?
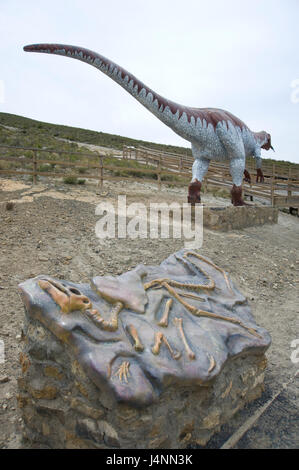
0, 176, 298, 449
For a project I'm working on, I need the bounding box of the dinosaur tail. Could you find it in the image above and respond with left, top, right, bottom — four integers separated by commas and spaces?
23, 43, 192, 140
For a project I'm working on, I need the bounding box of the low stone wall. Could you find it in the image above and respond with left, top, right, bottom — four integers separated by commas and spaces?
18, 321, 268, 449
202, 206, 278, 231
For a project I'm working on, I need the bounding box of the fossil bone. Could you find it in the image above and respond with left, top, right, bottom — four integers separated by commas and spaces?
183, 251, 233, 293
85, 302, 123, 332
114, 361, 130, 383
151, 332, 181, 360
207, 354, 216, 373
127, 324, 144, 352
158, 298, 173, 327
174, 317, 196, 360
176, 291, 205, 302
143, 252, 261, 339
38, 279, 92, 313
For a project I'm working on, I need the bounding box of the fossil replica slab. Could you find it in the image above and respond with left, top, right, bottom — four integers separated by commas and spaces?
18, 250, 271, 448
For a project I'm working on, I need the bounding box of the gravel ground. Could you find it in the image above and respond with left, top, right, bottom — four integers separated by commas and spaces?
0, 177, 298, 449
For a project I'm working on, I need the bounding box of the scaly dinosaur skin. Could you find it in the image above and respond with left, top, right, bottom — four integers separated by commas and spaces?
23, 43, 274, 205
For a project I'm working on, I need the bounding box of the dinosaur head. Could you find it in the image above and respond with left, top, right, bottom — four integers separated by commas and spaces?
257, 131, 274, 151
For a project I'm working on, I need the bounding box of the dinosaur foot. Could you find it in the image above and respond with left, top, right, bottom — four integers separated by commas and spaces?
188, 179, 202, 205
256, 168, 264, 183
231, 185, 247, 206
243, 169, 251, 184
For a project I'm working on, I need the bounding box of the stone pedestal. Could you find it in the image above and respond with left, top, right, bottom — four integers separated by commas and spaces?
202, 206, 278, 231
18, 250, 271, 449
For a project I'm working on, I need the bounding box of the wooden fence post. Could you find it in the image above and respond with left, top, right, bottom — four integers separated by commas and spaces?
270, 163, 275, 206
288, 166, 292, 198
157, 157, 161, 191
33, 151, 38, 185
98, 155, 104, 191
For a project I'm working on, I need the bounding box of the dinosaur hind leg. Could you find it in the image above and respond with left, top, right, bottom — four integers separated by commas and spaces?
243, 169, 251, 184
188, 157, 209, 205
229, 158, 247, 206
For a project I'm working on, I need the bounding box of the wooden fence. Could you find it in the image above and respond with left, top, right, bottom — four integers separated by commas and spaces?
0, 144, 189, 191
0, 144, 299, 208
123, 146, 299, 208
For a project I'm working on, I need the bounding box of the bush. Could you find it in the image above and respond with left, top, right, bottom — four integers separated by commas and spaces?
77, 179, 86, 185
78, 167, 87, 174
39, 164, 52, 172
63, 176, 78, 184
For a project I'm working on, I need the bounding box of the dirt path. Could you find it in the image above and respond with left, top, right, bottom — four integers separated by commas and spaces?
0, 177, 298, 449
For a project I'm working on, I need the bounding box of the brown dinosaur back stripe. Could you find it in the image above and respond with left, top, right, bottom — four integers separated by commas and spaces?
23, 43, 248, 131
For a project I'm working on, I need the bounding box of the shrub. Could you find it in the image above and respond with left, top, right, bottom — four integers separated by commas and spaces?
39, 164, 52, 172
63, 176, 78, 184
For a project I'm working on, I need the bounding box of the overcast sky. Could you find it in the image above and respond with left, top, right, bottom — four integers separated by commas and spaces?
1, 0, 298, 163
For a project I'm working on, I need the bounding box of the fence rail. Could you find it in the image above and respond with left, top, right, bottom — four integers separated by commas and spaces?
0, 144, 190, 191
123, 146, 299, 208
0, 144, 299, 208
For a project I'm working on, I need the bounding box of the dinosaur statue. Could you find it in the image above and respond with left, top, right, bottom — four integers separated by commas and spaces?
23, 43, 274, 206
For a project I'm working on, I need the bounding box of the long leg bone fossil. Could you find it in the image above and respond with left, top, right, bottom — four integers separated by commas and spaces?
158, 298, 173, 327
152, 332, 181, 360
175, 291, 205, 302
174, 317, 196, 360
127, 324, 144, 352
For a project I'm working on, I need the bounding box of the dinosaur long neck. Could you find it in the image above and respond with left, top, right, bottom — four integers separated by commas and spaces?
23, 43, 192, 141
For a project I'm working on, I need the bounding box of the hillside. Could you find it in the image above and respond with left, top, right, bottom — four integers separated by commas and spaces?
0, 112, 298, 173
0, 112, 192, 156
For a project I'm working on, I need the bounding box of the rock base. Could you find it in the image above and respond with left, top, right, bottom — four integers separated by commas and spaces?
18, 318, 268, 449
201, 206, 278, 231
